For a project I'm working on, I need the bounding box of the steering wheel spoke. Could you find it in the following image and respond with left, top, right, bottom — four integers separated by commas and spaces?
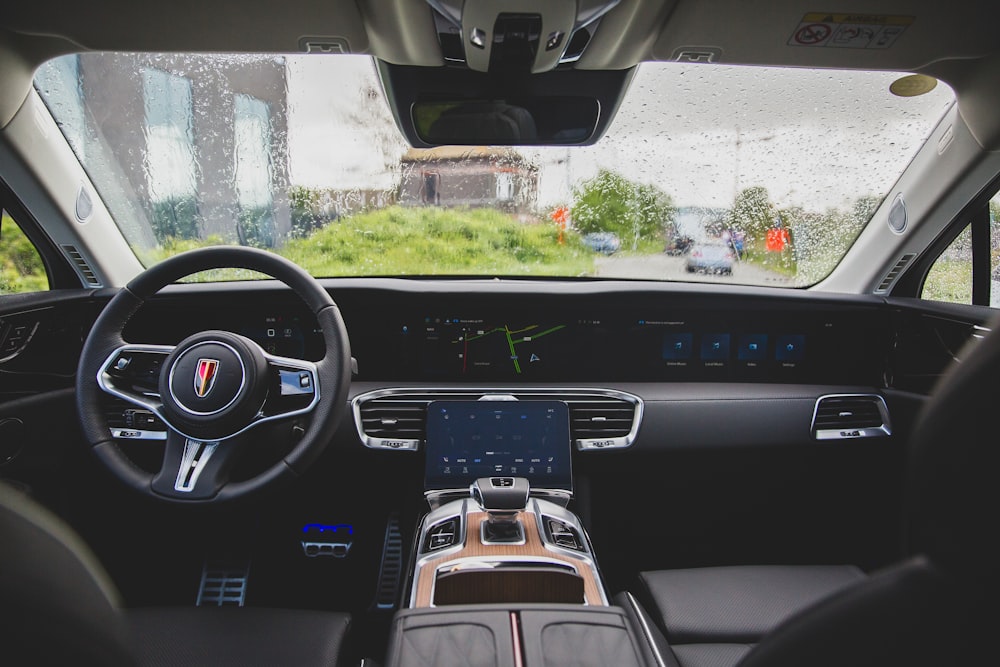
152, 430, 241, 500
98, 344, 174, 411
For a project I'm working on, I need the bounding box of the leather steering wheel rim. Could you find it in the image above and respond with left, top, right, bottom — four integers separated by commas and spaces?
75, 246, 352, 503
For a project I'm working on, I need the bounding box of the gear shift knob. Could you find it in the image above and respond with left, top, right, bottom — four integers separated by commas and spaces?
471, 477, 530, 514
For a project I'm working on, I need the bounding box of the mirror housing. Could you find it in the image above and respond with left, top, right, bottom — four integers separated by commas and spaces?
378, 61, 635, 147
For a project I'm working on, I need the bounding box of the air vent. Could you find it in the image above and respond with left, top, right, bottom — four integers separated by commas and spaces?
61, 245, 102, 287
567, 397, 636, 447
352, 388, 643, 451
356, 395, 438, 450
874, 253, 915, 294
812, 394, 891, 440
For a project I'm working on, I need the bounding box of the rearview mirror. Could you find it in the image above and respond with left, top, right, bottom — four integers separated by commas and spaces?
412, 98, 601, 145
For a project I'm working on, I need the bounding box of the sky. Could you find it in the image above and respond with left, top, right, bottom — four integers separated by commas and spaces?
286, 55, 956, 212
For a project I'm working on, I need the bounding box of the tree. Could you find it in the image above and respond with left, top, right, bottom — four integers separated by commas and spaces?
729, 186, 775, 242
571, 170, 675, 250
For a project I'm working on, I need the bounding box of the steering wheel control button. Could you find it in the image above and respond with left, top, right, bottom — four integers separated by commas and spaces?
169, 343, 246, 415
278, 369, 315, 396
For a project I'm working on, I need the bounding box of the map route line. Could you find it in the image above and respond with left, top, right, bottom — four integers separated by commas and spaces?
454, 323, 567, 374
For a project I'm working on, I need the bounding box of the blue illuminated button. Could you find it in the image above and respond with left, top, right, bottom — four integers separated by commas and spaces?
775, 335, 806, 362
662, 333, 693, 360
701, 334, 731, 361
738, 334, 768, 361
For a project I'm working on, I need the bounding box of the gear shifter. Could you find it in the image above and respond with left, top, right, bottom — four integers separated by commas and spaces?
471, 477, 530, 543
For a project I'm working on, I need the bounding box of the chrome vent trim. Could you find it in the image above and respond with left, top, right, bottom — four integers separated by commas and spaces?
811, 394, 891, 440
351, 387, 643, 451
874, 253, 915, 294
61, 244, 103, 287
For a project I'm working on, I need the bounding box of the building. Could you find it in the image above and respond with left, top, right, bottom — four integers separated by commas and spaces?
35, 54, 291, 248
398, 147, 538, 214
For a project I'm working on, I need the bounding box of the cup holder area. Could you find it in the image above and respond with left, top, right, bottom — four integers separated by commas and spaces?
433, 561, 585, 606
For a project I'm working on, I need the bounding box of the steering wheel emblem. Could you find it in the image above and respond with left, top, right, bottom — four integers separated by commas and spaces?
194, 358, 220, 398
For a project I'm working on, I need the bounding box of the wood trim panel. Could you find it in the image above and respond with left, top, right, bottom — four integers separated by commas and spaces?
414, 511, 604, 607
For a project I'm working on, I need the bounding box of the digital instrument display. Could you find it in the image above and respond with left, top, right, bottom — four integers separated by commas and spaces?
424, 400, 572, 492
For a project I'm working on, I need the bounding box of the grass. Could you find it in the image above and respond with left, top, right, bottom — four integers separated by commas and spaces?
281, 206, 595, 278
4, 207, 598, 289
1, 214, 49, 294
922, 258, 972, 304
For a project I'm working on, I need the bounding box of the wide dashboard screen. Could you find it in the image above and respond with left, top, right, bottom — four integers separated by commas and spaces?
424, 400, 572, 492
417, 314, 813, 381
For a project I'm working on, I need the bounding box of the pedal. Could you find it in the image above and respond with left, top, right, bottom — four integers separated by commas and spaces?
301, 522, 353, 558
196, 560, 250, 607
373, 513, 403, 610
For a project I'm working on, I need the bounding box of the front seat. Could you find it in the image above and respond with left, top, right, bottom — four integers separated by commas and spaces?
627, 312, 1000, 667
0, 482, 351, 666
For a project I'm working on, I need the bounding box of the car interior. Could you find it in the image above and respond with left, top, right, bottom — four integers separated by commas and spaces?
1, 0, 999, 665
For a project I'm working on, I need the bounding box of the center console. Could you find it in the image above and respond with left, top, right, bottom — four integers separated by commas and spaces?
410, 485, 606, 608
384, 398, 652, 667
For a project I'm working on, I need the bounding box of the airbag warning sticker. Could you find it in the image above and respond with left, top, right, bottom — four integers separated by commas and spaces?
789, 13, 914, 49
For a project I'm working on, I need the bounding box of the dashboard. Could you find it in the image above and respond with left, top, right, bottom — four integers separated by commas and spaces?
0, 278, 987, 459
119, 282, 892, 387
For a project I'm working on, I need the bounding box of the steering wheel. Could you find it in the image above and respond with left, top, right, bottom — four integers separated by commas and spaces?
76, 246, 351, 503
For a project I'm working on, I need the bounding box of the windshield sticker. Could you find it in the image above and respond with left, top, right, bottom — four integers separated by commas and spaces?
789, 13, 914, 49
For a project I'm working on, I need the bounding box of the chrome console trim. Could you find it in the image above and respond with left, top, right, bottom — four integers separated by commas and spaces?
407, 496, 609, 608
352, 386, 643, 452
624, 591, 668, 667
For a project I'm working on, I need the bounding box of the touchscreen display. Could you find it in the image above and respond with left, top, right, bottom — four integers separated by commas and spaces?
424, 400, 572, 491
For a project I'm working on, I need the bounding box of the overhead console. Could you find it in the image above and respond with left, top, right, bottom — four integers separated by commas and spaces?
424, 0, 622, 73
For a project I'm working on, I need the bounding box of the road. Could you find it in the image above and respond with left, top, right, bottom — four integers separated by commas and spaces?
594, 253, 793, 286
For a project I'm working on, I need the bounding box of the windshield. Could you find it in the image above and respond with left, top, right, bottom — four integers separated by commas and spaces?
34, 54, 954, 286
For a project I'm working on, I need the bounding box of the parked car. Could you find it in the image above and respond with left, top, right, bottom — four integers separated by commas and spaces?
582, 231, 622, 254
685, 242, 735, 274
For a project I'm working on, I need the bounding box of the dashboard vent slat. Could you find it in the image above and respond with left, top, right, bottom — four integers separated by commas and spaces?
812, 394, 891, 440
61, 244, 103, 287
874, 253, 916, 294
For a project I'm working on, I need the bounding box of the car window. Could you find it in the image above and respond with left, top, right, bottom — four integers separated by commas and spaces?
0, 211, 49, 294
921, 190, 1000, 308
34, 54, 955, 287
992, 192, 1000, 306
923, 224, 973, 305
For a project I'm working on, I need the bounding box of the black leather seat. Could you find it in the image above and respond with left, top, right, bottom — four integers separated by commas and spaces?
0, 482, 351, 666
632, 565, 865, 666
627, 312, 1000, 667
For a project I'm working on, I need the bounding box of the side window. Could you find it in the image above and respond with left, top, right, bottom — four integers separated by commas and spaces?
921, 191, 1000, 307
0, 211, 49, 294
922, 224, 972, 305
992, 193, 1000, 308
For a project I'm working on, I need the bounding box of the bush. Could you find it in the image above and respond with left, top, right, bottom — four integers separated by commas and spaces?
571, 170, 675, 251
0, 215, 48, 293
